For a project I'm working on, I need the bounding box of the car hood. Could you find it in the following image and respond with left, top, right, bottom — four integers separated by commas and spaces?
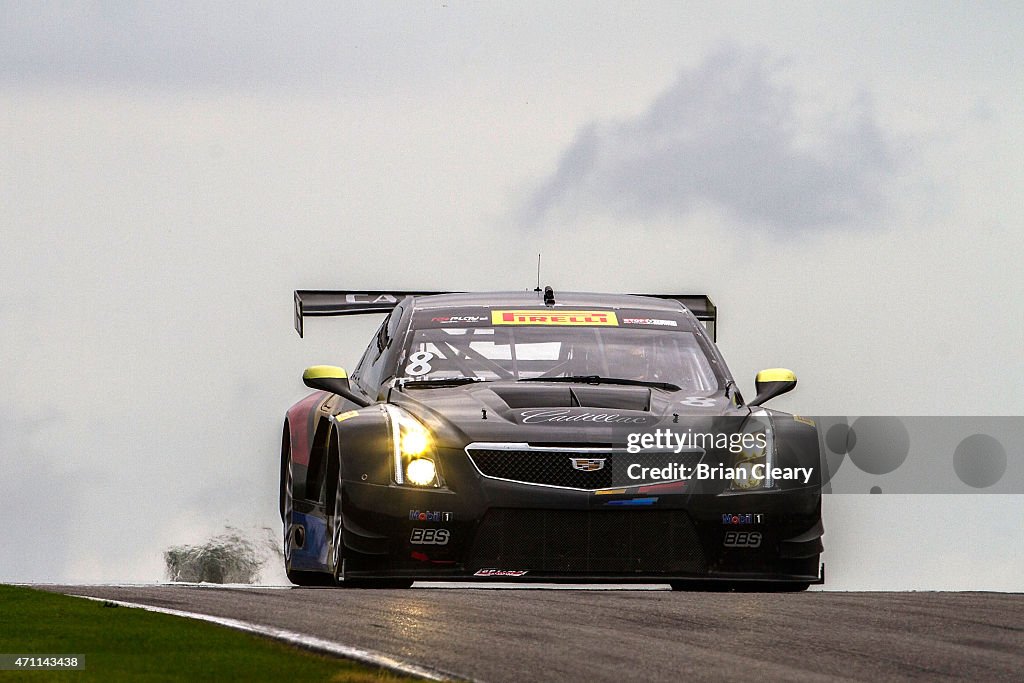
388, 381, 752, 447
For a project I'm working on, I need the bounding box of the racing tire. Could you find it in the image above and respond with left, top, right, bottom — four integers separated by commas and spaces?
328, 459, 348, 586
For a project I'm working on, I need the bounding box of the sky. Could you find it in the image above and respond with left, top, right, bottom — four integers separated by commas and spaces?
1, 1, 1022, 589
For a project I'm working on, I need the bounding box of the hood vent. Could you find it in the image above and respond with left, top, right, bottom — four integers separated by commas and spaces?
490, 384, 651, 412
571, 385, 651, 411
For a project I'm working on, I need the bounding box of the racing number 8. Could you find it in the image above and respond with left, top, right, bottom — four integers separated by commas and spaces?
405, 351, 434, 376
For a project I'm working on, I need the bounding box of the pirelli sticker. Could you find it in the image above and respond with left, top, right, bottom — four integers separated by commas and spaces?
491, 310, 618, 326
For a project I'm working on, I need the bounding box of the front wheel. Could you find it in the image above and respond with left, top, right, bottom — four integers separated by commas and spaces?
282, 451, 300, 578
328, 465, 346, 585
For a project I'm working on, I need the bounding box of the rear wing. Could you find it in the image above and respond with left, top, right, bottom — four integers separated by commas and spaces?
635, 294, 717, 341
295, 290, 717, 340
294, 290, 450, 337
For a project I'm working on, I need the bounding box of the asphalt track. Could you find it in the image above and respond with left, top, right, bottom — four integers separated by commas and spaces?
38, 585, 1024, 682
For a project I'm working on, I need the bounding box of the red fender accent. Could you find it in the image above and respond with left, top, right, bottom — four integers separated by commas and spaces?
286, 392, 325, 466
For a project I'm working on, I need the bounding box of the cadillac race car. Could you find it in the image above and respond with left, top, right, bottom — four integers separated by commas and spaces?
281, 289, 824, 589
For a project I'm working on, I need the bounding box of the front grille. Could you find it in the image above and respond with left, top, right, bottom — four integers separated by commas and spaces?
469, 508, 706, 574
466, 445, 704, 490
469, 447, 613, 488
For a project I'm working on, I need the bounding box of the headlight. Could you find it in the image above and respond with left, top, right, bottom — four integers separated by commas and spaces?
730, 411, 775, 491
406, 458, 437, 486
400, 429, 430, 457
383, 405, 439, 486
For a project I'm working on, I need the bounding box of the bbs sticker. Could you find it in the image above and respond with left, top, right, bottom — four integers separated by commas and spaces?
723, 531, 761, 548
410, 528, 450, 545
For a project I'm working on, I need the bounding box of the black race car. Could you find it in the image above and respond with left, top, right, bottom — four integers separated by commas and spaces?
282, 289, 824, 589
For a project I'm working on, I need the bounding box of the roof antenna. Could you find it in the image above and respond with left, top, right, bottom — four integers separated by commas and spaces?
534, 253, 542, 292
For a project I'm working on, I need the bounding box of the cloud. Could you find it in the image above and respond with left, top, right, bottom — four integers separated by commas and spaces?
522, 47, 898, 231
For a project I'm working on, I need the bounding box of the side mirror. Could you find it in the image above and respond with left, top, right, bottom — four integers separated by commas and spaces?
302, 365, 371, 407
750, 368, 797, 406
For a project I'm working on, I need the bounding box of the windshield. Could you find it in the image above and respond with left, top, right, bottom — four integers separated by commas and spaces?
399, 323, 719, 394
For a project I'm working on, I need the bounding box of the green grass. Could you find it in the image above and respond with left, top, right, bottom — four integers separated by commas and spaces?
0, 585, 430, 682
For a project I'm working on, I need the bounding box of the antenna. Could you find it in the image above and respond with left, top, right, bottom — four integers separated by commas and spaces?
534, 253, 542, 292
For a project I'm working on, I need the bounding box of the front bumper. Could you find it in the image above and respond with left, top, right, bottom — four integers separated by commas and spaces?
336, 464, 823, 584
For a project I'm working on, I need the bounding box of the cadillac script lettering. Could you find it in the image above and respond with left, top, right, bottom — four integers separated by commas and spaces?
518, 409, 651, 425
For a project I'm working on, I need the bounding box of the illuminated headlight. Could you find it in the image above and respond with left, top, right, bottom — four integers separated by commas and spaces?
731, 410, 775, 491
401, 429, 430, 457
383, 405, 439, 486
406, 458, 437, 486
